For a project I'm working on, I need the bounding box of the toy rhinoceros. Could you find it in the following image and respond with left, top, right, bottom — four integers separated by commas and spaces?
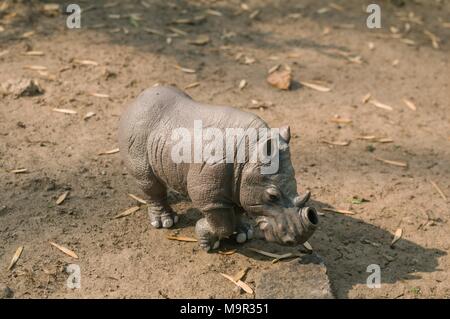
118, 85, 318, 251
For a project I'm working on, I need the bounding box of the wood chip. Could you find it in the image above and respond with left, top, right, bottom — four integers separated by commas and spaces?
267, 70, 292, 90
52, 108, 77, 114
390, 228, 402, 248
300, 81, 331, 92
362, 93, 371, 103
430, 180, 447, 201
24, 51, 45, 56
21, 31, 35, 38
89, 92, 110, 98
424, 30, 440, 49
321, 139, 350, 146
8, 246, 24, 271
98, 148, 120, 155
220, 273, 254, 294
56, 191, 69, 205
401, 38, 416, 46
403, 98, 417, 111
392, 59, 400, 66
188, 34, 210, 45
166, 236, 198, 242
322, 208, 355, 215
11, 168, 28, 174
113, 206, 140, 219
375, 157, 408, 167
128, 193, 147, 204
83, 111, 96, 120
239, 79, 247, 90
369, 99, 393, 111
23, 65, 47, 71
49, 242, 79, 259
184, 82, 200, 89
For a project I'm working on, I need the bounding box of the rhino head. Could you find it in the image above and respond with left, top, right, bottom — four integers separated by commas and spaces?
239, 126, 318, 246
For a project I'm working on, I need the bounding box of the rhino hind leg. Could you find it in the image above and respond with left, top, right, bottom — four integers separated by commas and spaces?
136, 177, 178, 229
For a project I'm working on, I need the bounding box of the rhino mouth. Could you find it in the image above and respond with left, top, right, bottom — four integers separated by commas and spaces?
255, 206, 318, 246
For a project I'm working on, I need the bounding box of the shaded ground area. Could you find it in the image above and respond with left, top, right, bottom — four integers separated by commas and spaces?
0, 0, 449, 298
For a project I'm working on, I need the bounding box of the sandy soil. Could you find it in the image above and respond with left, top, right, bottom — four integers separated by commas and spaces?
0, 0, 449, 299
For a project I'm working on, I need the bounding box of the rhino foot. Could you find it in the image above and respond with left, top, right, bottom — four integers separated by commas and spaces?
148, 204, 178, 229
195, 217, 221, 252
235, 223, 254, 244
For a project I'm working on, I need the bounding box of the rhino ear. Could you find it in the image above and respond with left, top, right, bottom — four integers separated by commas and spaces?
279, 125, 291, 144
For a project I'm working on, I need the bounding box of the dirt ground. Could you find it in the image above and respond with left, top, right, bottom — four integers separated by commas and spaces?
0, 0, 449, 299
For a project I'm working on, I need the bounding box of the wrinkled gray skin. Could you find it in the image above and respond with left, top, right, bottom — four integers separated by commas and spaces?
118, 86, 318, 251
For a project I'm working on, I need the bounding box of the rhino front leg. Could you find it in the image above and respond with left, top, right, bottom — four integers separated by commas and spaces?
195, 208, 236, 252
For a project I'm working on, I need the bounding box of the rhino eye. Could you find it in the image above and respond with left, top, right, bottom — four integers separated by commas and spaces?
265, 188, 280, 202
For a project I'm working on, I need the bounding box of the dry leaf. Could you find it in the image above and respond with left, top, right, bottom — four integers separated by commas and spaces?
24, 51, 45, 56
247, 247, 293, 260
167, 27, 187, 36
369, 100, 393, 111
401, 38, 416, 46
322, 208, 355, 215
430, 180, 447, 201
113, 206, 140, 219
390, 228, 403, 248
268, 64, 280, 74
98, 148, 120, 155
249, 10, 260, 19
267, 70, 292, 90
362, 93, 371, 103
22, 31, 35, 38
218, 249, 237, 255
377, 138, 394, 143
8, 246, 24, 270
188, 34, 210, 45
89, 92, 110, 98
73, 59, 99, 66
23, 65, 47, 71
174, 65, 196, 73
403, 99, 417, 111
206, 9, 223, 17
220, 273, 253, 294
375, 157, 408, 167
184, 82, 200, 89
56, 191, 69, 205
330, 117, 352, 124
128, 193, 147, 204
11, 168, 28, 174
49, 242, 79, 259
83, 111, 96, 120
144, 28, 165, 36
52, 108, 77, 114
300, 81, 331, 92
166, 236, 198, 242
233, 267, 249, 282
239, 79, 247, 90
321, 139, 350, 146
357, 135, 377, 140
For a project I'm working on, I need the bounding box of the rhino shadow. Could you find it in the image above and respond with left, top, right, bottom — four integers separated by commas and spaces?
168, 195, 445, 298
